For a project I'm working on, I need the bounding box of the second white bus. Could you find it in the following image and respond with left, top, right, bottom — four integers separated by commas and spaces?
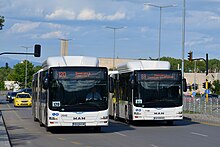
109, 60, 187, 125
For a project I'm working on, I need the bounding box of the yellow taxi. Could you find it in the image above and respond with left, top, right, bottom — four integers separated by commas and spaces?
14, 92, 32, 107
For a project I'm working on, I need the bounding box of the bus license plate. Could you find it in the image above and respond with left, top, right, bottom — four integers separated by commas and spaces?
72, 122, 86, 126
153, 117, 165, 120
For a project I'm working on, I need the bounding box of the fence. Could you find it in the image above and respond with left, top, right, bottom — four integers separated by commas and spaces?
183, 96, 220, 116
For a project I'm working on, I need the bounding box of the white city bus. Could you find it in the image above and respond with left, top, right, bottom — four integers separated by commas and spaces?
109, 60, 187, 125
32, 56, 109, 132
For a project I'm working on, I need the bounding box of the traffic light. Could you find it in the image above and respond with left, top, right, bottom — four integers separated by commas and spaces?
202, 82, 206, 89
208, 82, 211, 89
34, 44, 41, 57
187, 51, 193, 61
192, 83, 198, 90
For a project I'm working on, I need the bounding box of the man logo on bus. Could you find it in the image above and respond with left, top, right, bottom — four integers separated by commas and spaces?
73, 117, 86, 120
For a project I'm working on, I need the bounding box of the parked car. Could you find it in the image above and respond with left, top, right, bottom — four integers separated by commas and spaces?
9, 92, 18, 103
14, 92, 32, 107
6, 91, 12, 101
18, 88, 32, 95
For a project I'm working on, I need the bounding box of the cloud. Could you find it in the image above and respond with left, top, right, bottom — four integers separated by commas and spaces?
186, 33, 213, 48
46, 8, 126, 21
45, 9, 76, 20
8, 22, 40, 33
140, 27, 150, 33
39, 31, 65, 39
105, 11, 126, 21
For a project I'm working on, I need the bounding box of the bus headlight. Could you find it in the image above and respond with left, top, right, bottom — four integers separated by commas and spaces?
100, 116, 108, 119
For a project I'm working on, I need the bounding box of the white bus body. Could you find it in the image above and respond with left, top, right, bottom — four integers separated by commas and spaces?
109, 60, 184, 124
32, 56, 109, 131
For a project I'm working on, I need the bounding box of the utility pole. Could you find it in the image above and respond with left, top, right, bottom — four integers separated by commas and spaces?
205, 53, 209, 102
182, 0, 186, 83
106, 26, 125, 70
187, 51, 209, 102
144, 3, 176, 61
21, 46, 32, 88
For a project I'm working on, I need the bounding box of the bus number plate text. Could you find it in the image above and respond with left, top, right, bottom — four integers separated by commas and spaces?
72, 122, 86, 126
153, 117, 165, 120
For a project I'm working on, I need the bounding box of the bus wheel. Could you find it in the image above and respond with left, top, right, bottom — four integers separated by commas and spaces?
34, 117, 38, 122
125, 118, 130, 124
39, 122, 44, 127
167, 120, 174, 126
46, 127, 53, 132
94, 126, 101, 133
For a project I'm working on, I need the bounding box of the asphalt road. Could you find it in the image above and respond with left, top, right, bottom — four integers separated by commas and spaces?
1, 96, 220, 147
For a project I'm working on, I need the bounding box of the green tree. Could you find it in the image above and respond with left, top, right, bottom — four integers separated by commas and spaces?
211, 80, 220, 94
0, 66, 13, 81
10, 60, 35, 88
0, 80, 5, 90
209, 59, 220, 73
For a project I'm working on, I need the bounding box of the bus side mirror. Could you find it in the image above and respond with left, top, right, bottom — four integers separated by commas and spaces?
183, 78, 187, 92
109, 77, 114, 93
43, 76, 49, 90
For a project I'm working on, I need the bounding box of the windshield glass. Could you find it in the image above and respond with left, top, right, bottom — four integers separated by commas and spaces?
134, 71, 182, 108
16, 94, 31, 98
48, 67, 108, 112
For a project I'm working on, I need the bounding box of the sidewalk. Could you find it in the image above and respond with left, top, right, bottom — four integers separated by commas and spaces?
184, 113, 220, 126
0, 111, 11, 147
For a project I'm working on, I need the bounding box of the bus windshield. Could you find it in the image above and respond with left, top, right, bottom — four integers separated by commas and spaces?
48, 67, 108, 112
134, 71, 182, 108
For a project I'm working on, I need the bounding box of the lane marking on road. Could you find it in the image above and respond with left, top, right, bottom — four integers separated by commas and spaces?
191, 132, 208, 137
57, 137, 66, 141
71, 141, 81, 145
114, 132, 127, 137
151, 144, 159, 147
7, 104, 23, 121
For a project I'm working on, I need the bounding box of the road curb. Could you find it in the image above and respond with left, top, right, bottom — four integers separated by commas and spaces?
183, 114, 220, 126
0, 111, 11, 147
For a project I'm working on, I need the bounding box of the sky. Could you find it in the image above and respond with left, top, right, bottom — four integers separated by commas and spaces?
0, 0, 220, 64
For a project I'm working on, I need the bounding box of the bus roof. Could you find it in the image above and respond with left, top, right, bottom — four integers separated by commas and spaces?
42, 56, 99, 69
117, 60, 170, 73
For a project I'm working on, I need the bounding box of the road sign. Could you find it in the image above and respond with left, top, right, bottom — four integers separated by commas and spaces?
205, 89, 210, 94
192, 91, 196, 97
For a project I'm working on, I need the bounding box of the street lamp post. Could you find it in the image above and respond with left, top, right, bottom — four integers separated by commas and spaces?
144, 3, 176, 61
182, 0, 186, 81
21, 46, 32, 88
106, 26, 124, 70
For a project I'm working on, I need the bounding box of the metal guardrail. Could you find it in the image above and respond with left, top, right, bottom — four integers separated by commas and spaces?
183, 96, 220, 115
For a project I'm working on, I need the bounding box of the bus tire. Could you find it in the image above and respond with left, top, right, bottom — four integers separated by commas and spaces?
46, 127, 53, 132
94, 126, 101, 133
39, 122, 44, 127
34, 117, 38, 122
125, 118, 130, 124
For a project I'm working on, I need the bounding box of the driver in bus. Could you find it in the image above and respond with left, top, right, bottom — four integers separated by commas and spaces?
86, 87, 102, 101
